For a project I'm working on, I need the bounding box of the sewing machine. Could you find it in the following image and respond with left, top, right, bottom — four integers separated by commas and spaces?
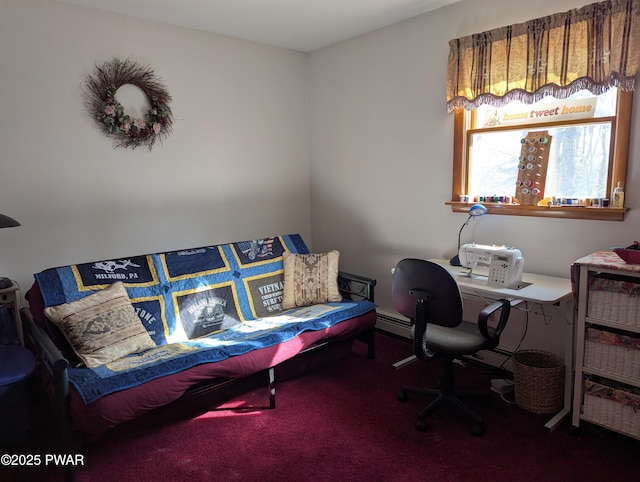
458, 243, 524, 289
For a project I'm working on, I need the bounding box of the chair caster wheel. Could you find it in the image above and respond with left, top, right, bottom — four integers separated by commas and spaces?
471, 422, 484, 436
416, 420, 427, 432
397, 391, 408, 402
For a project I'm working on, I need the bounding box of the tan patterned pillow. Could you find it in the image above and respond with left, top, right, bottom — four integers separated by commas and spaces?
44, 282, 156, 368
282, 251, 342, 309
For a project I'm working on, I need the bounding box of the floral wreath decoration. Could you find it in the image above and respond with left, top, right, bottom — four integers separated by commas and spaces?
84, 58, 173, 150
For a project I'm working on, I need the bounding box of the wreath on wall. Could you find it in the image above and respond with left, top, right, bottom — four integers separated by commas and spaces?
84, 58, 173, 150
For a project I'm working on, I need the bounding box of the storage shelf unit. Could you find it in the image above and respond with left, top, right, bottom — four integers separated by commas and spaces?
572, 252, 640, 440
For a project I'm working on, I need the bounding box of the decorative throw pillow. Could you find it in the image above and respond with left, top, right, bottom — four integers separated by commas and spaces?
44, 282, 155, 368
282, 250, 342, 309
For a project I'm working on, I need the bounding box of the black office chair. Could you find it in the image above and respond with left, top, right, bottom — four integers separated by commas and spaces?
392, 258, 511, 436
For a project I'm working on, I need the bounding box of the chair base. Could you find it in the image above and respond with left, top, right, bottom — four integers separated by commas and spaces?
397, 386, 489, 436
397, 357, 492, 436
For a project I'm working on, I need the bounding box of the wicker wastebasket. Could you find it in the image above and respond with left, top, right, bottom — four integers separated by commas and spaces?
513, 350, 565, 415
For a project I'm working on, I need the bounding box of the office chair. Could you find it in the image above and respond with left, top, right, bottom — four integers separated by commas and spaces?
392, 258, 511, 436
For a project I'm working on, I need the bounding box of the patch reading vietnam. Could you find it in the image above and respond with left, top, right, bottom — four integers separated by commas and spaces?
71, 255, 157, 290
160, 246, 229, 280
175, 285, 242, 340
231, 237, 285, 267
244, 272, 285, 318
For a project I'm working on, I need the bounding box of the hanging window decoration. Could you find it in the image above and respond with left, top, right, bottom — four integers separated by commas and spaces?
84, 58, 173, 150
446, 0, 640, 112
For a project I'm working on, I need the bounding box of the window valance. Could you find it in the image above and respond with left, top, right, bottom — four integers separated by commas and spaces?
446, 0, 640, 112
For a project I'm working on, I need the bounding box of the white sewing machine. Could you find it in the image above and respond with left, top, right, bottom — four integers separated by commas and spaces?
458, 243, 524, 289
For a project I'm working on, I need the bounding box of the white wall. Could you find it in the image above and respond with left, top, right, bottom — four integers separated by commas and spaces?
0, 0, 311, 300
2, 0, 637, 359
309, 0, 639, 356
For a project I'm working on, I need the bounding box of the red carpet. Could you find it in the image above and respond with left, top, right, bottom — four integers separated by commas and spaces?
3, 332, 639, 481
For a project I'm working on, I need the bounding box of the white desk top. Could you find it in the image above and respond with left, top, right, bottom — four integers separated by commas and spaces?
429, 259, 573, 305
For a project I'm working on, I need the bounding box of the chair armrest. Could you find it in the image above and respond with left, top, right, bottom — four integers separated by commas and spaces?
21, 307, 70, 407
337, 271, 377, 358
477, 299, 511, 342
21, 307, 73, 451
338, 271, 377, 302
20, 307, 69, 376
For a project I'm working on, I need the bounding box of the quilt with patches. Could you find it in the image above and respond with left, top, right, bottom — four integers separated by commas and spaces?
33, 234, 376, 403
35, 234, 310, 345
67, 301, 374, 403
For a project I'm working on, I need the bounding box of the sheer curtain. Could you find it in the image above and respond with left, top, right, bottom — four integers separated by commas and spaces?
446, 0, 640, 112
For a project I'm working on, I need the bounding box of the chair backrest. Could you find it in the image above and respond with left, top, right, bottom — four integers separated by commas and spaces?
392, 259, 463, 328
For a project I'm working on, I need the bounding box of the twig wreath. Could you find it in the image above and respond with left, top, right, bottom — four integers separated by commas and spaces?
84, 58, 173, 150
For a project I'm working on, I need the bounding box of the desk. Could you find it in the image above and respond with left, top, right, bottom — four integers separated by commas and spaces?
429, 259, 572, 305
430, 259, 573, 430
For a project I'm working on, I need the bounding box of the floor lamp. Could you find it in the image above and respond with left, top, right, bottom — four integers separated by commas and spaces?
449, 204, 487, 266
0, 213, 20, 289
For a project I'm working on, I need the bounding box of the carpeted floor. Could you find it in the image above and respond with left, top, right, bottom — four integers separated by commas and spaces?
3, 331, 639, 481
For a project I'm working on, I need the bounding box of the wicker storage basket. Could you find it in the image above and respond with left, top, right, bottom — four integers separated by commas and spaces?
587, 277, 640, 328
513, 350, 564, 414
584, 328, 640, 380
583, 380, 640, 438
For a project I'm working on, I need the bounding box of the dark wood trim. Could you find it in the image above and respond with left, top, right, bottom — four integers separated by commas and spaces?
445, 201, 627, 221
450, 90, 632, 220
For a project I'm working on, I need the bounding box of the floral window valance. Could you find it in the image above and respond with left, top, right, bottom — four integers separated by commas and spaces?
446, 0, 640, 112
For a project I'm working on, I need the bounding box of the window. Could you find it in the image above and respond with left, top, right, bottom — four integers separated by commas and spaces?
445, 0, 639, 221
449, 87, 632, 220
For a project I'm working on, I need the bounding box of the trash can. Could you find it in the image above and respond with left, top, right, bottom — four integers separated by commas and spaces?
512, 350, 564, 415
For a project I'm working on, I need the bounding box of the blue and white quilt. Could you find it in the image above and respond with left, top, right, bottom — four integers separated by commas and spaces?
34, 234, 376, 403
66, 301, 374, 403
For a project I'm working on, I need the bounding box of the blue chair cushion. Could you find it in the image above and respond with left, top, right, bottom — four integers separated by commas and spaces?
0, 345, 36, 386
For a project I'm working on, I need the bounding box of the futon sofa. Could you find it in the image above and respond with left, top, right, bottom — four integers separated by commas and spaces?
21, 234, 376, 443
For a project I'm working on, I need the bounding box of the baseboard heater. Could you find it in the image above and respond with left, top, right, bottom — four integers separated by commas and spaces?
376, 312, 411, 338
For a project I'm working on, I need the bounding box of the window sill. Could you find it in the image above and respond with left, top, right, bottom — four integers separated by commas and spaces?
446, 201, 628, 221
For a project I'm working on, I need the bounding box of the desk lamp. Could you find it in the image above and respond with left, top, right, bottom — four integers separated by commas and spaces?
450, 203, 487, 266
0, 213, 20, 289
